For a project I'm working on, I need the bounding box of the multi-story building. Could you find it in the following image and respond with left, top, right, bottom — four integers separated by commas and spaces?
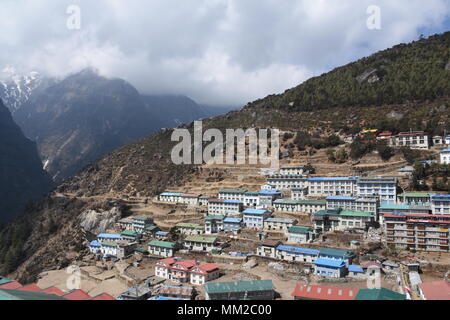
275, 245, 319, 263
264, 218, 297, 232
223, 217, 243, 232
313, 258, 347, 278
179, 194, 201, 206
397, 193, 433, 206
318, 248, 355, 267
326, 196, 378, 216
384, 213, 450, 252
307, 177, 358, 197
357, 177, 398, 205
287, 226, 313, 244
267, 174, 308, 191
207, 199, 243, 216
431, 194, 450, 215
392, 131, 429, 149
274, 199, 326, 214
440, 149, 450, 164
218, 189, 247, 202
312, 208, 375, 232
175, 223, 204, 236
279, 166, 307, 175
258, 190, 282, 208
243, 209, 271, 230
154, 257, 220, 286
256, 240, 282, 259
243, 192, 260, 207
159, 192, 184, 203
148, 241, 177, 258
204, 215, 225, 234
379, 204, 431, 225
131, 216, 154, 233
291, 187, 308, 200
183, 236, 219, 252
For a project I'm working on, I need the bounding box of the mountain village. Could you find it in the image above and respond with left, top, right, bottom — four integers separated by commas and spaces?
3, 128, 449, 301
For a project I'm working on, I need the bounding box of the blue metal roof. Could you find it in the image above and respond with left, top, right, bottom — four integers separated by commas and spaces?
89, 240, 101, 247
326, 196, 356, 201
160, 192, 183, 196
431, 194, 450, 201
224, 217, 242, 223
156, 231, 168, 236
243, 209, 269, 215
224, 200, 243, 204
97, 233, 121, 239
276, 245, 320, 256
440, 149, 450, 153
313, 258, 346, 268
258, 190, 282, 195
349, 265, 364, 273
308, 177, 357, 181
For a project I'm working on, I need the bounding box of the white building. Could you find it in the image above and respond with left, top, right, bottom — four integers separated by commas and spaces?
431, 194, 450, 215
258, 190, 282, 208
392, 131, 429, 149
204, 215, 225, 234
175, 223, 204, 235
326, 196, 378, 216
307, 177, 358, 197
274, 199, 326, 214
256, 240, 282, 259
264, 218, 297, 232
440, 149, 450, 165
179, 194, 201, 206
148, 240, 177, 258
243, 209, 272, 230
291, 187, 308, 200
267, 175, 308, 191
218, 189, 247, 202
275, 245, 320, 263
287, 226, 313, 244
243, 192, 260, 207
159, 192, 184, 203
279, 166, 307, 175
207, 199, 243, 216
357, 177, 398, 205
183, 236, 219, 252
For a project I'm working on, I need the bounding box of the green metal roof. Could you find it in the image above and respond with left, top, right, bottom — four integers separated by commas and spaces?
184, 235, 217, 243
0, 289, 66, 300
288, 226, 312, 234
0, 277, 13, 285
205, 215, 225, 221
398, 192, 432, 198
319, 248, 355, 259
133, 216, 152, 221
379, 204, 410, 210
101, 241, 118, 247
355, 288, 407, 300
121, 230, 140, 237
204, 280, 274, 294
176, 223, 204, 229
148, 240, 176, 249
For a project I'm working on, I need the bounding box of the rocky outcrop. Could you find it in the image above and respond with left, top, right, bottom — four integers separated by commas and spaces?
78, 207, 123, 235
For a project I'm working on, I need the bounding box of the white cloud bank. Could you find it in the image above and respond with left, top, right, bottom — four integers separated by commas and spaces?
0, 0, 449, 105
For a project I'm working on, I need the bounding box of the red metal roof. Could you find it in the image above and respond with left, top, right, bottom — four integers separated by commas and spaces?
42, 286, 66, 296
419, 281, 450, 300
0, 281, 22, 290
378, 132, 392, 137
63, 289, 91, 300
191, 263, 219, 274
17, 284, 42, 292
90, 293, 116, 300
291, 284, 357, 300
396, 131, 425, 137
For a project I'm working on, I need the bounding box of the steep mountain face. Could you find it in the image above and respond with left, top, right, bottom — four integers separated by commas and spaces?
0, 99, 53, 223
13, 69, 163, 183
1, 32, 449, 282
0, 67, 56, 115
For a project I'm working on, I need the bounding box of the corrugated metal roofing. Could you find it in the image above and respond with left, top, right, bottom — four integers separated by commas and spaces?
313, 258, 346, 268
276, 245, 319, 255
204, 280, 274, 294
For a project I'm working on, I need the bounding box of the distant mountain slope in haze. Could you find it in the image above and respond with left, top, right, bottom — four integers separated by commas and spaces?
13, 68, 161, 183
0, 99, 53, 223
248, 32, 450, 111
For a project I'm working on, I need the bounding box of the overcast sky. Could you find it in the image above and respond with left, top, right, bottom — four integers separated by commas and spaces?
1, 0, 449, 106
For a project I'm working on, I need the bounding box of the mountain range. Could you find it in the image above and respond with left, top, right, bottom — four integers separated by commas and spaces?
1, 68, 236, 183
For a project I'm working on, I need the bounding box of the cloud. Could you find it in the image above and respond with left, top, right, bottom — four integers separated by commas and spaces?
0, 0, 449, 106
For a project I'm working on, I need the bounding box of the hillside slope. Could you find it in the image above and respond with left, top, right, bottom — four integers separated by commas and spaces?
0, 99, 53, 223
1, 32, 449, 282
